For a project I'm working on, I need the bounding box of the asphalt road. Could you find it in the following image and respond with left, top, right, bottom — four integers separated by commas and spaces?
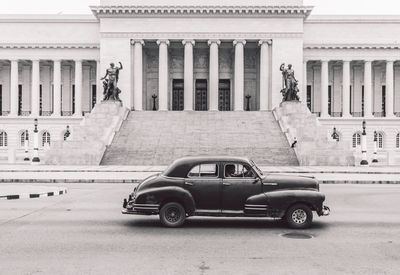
0, 183, 399, 275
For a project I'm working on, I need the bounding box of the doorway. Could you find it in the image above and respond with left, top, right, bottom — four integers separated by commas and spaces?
218, 79, 231, 111
172, 79, 184, 111
195, 79, 208, 111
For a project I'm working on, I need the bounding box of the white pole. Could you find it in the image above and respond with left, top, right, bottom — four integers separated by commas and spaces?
372, 131, 378, 163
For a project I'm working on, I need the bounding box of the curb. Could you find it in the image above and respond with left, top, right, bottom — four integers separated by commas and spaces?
0, 189, 67, 200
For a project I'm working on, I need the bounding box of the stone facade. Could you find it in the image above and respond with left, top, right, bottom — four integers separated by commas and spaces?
0, 0, 400, 165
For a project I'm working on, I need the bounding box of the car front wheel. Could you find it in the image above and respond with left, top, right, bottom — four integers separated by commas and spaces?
159, 202, 186, 228
285, 204, 313, 229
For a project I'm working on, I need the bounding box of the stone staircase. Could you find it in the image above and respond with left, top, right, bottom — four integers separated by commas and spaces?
101, 111, 299, 166
43, 101, 129, 165
273, 101, 355, 166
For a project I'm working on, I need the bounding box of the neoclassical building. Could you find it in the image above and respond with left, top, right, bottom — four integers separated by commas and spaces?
0, 0, 399, 164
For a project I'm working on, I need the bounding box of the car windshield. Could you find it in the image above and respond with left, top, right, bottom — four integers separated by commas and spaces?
250, 160, 263, 176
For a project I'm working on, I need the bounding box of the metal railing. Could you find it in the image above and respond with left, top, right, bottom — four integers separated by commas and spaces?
330, 112, 343, 117
19, 111, 31, 116
373, 112, 385, 117
61, 111, 73, 116
351, 112, 364, 117
40, 111, 52, 117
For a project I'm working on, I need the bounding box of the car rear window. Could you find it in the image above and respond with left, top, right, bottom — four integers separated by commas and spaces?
187, 164, 218, 178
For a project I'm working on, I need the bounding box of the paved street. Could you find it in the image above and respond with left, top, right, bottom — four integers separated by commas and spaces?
0, 183, 399, 275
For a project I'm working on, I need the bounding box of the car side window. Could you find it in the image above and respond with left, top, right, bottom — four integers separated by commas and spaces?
225, 163, 255, 178
188, 164, 218, 178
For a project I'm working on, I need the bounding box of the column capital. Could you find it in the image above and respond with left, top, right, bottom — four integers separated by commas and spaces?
9, 58, 19, 62
31, 59, 40, 63
182, 39, 195, 46
53, 59, 62, 63
233, 39, 246, 46
363, 58, 374, 63
320, 58, 330, 63
74, 59, 83, 63
342, 59, 352, 63
386, 59, 396, 63
157, 39, 170, 46
131, 39, 145, 46
207, 39, 221, 46
258, 39, 272, 46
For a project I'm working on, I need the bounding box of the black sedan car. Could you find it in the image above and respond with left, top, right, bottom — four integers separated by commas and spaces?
122, 156, 330, 229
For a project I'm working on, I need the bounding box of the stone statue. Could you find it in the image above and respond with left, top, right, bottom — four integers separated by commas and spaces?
101, 62, 123, 101
280, 63, 300, 102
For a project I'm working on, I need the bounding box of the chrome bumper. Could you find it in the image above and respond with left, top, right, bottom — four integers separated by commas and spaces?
319, 205, 330, 216
122, 199, 159, 215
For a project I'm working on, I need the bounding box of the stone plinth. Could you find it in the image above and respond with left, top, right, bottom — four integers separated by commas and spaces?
273, 101, 355, 166
43, 101, 129, 165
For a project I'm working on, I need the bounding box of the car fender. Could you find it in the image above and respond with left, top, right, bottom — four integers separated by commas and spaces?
135, 186, 196, 215
265, 190, 325, 217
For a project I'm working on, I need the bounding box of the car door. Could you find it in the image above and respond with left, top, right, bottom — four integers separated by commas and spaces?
221, 162, 262, 212
183, 162, 222, 212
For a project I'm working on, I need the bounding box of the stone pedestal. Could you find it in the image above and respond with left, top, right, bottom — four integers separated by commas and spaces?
273, 101, 355, 166
43, 101, 129, 165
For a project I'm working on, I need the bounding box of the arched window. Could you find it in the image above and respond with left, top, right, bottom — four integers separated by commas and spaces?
41, 131, 51, 147
352, 132, 361, 148
376, 132, 384, 149
0, 131, 7, 147
20, 130, 29, 147
396, 133, 400, 149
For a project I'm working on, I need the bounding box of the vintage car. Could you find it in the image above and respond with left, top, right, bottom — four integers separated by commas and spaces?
122, 156, 330, 229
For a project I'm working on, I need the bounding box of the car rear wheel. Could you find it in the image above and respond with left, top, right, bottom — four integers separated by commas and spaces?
285, 204, 313, 229
159, 202, 186, 228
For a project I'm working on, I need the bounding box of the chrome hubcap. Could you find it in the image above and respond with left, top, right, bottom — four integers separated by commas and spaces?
292, 209, 307, 224
165, 207, 181, 223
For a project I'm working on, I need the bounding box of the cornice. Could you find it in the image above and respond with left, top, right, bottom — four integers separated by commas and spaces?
90, 5, 313, 18
101, 32, 303, 39
304, 44, 400, 50
0, 44, 100, 49
306, 15, 400, 24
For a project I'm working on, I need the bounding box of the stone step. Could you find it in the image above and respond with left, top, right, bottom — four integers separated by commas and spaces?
102, 111, 299, 166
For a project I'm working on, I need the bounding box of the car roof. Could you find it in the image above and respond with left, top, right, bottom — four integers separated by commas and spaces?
163, 156, 252, 178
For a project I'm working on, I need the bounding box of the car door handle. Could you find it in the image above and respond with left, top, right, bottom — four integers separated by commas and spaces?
223, 182, 231, 186
184, 182, 194, 186
263, 182, 278, 186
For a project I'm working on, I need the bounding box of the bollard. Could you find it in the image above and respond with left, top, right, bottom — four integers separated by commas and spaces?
372, 131, 378, 163
24, 130, 30, 161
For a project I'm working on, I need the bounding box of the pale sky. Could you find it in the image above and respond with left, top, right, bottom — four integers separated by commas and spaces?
1, 0, 400, 15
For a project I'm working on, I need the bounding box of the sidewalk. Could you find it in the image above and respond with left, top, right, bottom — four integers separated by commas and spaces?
0, 165, 399, 184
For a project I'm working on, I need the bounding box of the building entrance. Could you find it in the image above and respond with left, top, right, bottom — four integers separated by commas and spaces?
218, 79, 231, 111
172, 79, 184, 111
195, 79, 208, 111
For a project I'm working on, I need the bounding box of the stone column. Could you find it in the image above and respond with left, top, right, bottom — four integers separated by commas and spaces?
302, 60, 308, 105
31, 59, 40, 117
74, 59, 83, 117
183, 39, 195, 111
208, 39, 220, 111
157, 39, 169, 111
342, 60, 351, 117
96, 60, 102, 104
386, 60, 394, 117
320, 59, 329, 117
132, 40, 144, 111
9, 59, 19, 116
233, 39, 246, 111
259, 40, 270, 111
364, 60, 373, 117
52, 60, 61, 116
